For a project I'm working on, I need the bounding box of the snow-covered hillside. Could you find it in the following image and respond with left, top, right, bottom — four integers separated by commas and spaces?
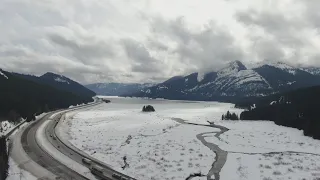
195, 61, 271, 96
254, 61, 299, 75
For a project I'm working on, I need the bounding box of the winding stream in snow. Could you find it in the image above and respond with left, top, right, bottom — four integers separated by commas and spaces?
171, 118, 229, 180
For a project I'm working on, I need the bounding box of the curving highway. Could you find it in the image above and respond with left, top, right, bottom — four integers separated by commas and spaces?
21, 112, 89, 180
10, 102, 135, 180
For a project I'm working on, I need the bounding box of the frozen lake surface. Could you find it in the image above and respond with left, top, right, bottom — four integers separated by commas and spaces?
59, 97, 320, 180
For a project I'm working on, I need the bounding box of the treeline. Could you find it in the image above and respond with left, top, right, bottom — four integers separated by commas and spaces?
0, 137, 8, 180
222, 111, 239, 120
238, 86, 320, 140
0, 69, 93, 123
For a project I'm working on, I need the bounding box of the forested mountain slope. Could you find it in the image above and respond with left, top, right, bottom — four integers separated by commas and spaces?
0, 69, 92, 122
13, 72, 95, 97
237, 85, 320, 139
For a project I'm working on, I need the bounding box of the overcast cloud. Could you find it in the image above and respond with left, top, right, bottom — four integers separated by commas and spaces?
1, 0, 320, 84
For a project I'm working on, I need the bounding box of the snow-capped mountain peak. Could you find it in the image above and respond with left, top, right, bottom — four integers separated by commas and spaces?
217, 60, 247, 78
255, 61, 297, 75
123, 60, 320, 101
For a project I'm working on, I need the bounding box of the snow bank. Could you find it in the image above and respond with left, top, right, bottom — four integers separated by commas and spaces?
0, 121, 15, 136
7, 158, 37, 180
35, 120, 98, 180
9, 121, 57, 179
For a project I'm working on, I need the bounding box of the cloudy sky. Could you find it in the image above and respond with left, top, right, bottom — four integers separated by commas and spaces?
1, 0, 320, 84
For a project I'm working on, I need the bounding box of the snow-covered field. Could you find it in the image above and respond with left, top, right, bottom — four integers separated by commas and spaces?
60, 97, 320, 180
211, 121, 320, 180
222, 152, 320, 180
61, 97, 238, 179
208, 121, 320, 154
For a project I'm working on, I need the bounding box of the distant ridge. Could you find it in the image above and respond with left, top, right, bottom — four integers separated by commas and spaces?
86, 83, 154, 96
0, 69, 93, 121
127, 61, 320, 102
13, 72, 95, 97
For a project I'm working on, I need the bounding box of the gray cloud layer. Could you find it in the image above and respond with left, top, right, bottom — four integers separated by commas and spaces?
150, 17, 244, 72
1, 0, 320, 84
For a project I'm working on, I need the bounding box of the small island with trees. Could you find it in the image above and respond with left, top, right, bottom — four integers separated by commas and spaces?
222, 111, 239, 120
142, 105, 155, 112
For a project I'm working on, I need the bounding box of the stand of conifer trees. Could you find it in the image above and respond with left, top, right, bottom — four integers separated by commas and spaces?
222, 111, 239, 120
0, 136, 9, 180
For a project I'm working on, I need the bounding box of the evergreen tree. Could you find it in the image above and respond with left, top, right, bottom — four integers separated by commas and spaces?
222, 111, 239, 120
231, 113, 239, 120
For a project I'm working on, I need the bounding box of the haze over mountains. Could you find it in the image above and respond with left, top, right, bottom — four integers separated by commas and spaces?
86, 83, 154, 96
